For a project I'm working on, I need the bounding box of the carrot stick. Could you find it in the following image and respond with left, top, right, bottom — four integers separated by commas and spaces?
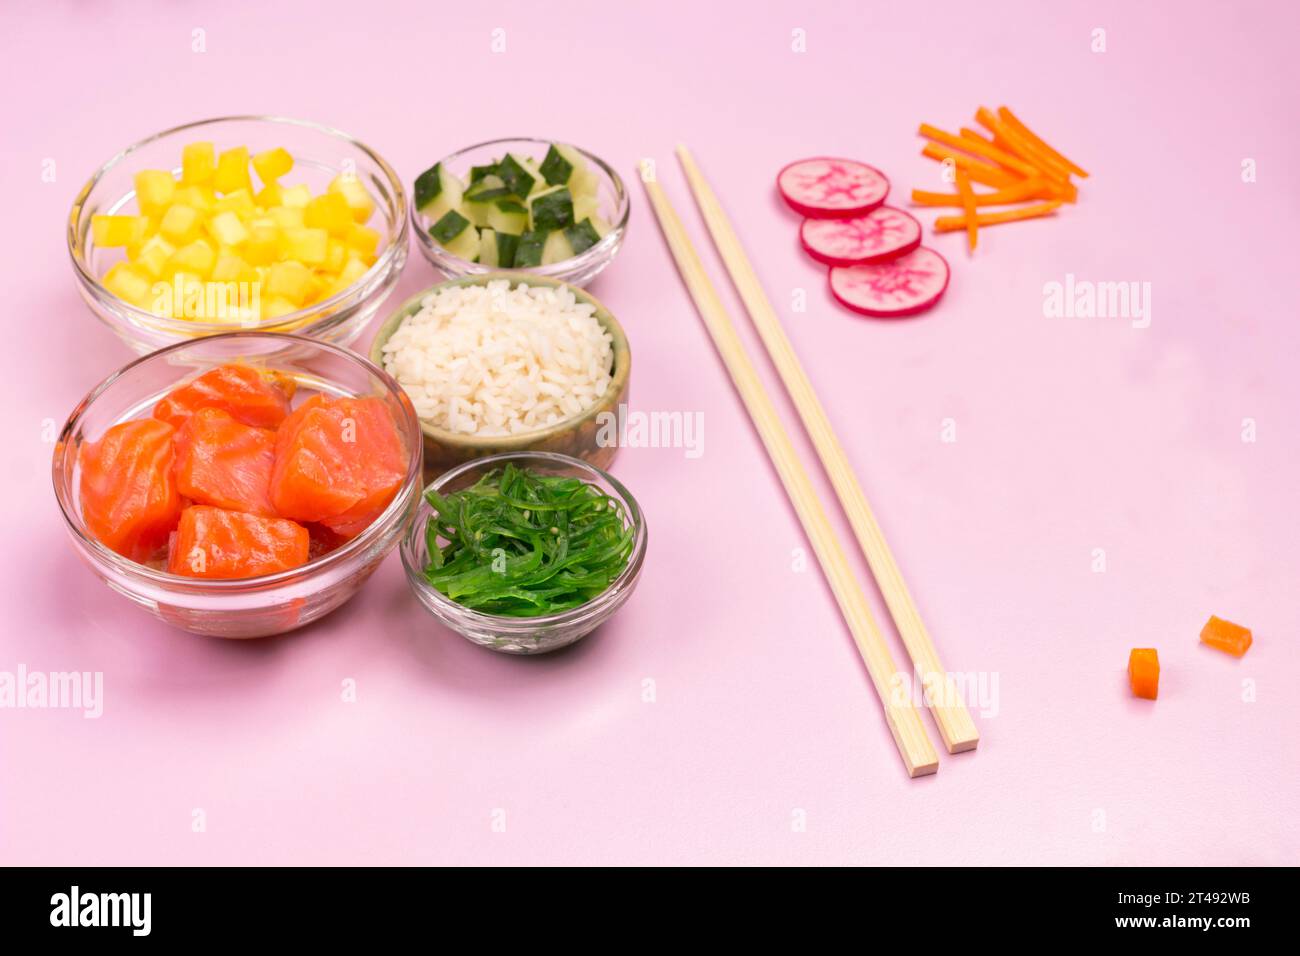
920, 143, 1021, 189
911, 180, 1048, 206
933, 201, 1063, 232
954, 169, 978, 252
918, 123, 1040, 179
975, 107, 1073, 184
998, 106, 1089, 178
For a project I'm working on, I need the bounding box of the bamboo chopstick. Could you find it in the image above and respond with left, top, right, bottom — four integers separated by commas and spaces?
675, 145, 980, 754
640, 167, 939, 778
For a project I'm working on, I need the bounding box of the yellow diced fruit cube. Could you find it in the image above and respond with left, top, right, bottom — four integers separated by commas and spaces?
267, 206, 305, 230
255, 183, 283, 209
169, 239, 217, 279
328, 174, 376, 223
92, 214, 146, 247
208, 210, 250, 247
173, 185, 215, 214
323, 237, 347, 273
279, 184, 311, 208
262, 297, 299, 320
252, 147, 293, 184
133, 235, 177, 278
304, 192, 353, 238
282, 227, 329, 265
339, 255, 369, 285
158, 204, 202, 244
103, 262, 154, 307
211, 252, 252, 282
241, 218, 281, 266
214, 189, 257, 219
347, 223, 381, 260
213, 146, 252, 194
181, 142, 216, 186
133, 170, 176, 217
266, 260, 314, 305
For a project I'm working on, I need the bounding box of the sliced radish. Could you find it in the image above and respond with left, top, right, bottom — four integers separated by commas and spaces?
828, 247, 950, 318
777, 158, 889, 219
799, 206, 922, 267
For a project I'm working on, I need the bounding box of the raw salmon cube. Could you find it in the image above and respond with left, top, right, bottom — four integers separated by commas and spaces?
153, 363, 296, 430
79, 419, 182, 562
172, 407, 276, 516
167, 506, 309, 579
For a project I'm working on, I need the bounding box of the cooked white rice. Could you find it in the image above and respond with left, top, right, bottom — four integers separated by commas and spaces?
380, 279, 614, 436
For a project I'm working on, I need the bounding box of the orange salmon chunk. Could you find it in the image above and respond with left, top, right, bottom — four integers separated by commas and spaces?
153, 363, 296, 430
173, 407, 277, 516
1128, 648, 1160, 700
79, 419, 182, 562
1200, 615, 1252, 657
167, 506, 309, 579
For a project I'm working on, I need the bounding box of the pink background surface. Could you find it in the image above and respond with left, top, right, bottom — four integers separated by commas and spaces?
2, 0, 1297, 866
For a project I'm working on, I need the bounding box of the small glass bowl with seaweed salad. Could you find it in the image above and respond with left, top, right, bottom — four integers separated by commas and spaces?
401, 451, 647, 654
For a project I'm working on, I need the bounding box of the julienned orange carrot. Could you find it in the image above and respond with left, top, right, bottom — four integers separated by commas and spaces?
975, 107, 1072, 184
910, 180, 1047, 206
920, 144, 1021, 189
1200, 615, 1253, 657
1128, 649, 1159, 700
932, 200, 1062, 232
954, 168, 978, 252
998, 106, 1089, 178
919, 123, 1040, 180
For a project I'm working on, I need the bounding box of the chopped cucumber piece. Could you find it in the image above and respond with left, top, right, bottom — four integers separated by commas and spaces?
495, 231, 520, 268
541, 230, 574, 265
538, 145, 574, 187
430, 209, 471, 244
513, 230, 546, 268
478, 227, 499, 267
464, 175, 512, 227
487, 199, 529, 234
469, 163, 499, 185
443, 226, 480, 261
529, 187, 574, 232
590, 215, 612, 238
465, 174, 506, 199
496, 154, 535, 199
573, 193, 598, 225
414, 163, 465, 223
565, 218, 602, 255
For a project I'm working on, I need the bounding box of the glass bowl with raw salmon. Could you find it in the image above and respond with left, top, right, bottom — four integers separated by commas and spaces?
68, 115, 409, 354
411, 138, 628, 288
52, 333, 423, 638
401, 452, 647, 655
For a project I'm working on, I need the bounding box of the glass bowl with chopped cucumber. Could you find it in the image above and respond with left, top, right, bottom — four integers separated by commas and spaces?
411, 139, 628, 288
401, 452, 647, 655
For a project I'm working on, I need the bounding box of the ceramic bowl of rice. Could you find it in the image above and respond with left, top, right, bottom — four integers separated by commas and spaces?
369, 274, 630, 478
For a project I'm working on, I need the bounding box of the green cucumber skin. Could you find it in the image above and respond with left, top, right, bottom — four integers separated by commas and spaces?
413, 163, 443, 211
531, 187, 574, 232
565, 218, 602, 254
465, 186, 512, 204
495, 231, 520, 268
539, 145, 574, 187
513, 230, 546, 268
469, 163, 499, 184
496, 155, 536, 199
430, 209, 471, 243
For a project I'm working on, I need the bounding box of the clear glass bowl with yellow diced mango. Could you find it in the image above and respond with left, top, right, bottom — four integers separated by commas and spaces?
68, 116, 408, 354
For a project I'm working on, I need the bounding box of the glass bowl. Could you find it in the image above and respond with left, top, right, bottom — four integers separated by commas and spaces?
401, 452, 647, 655
68, 115, 409, 355
411, 138, 628, 288
52, 333, 424, 639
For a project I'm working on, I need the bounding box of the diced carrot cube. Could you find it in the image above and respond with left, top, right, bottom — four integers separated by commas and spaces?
1128, 648, 1160, 700
1200, 615, 1252, 657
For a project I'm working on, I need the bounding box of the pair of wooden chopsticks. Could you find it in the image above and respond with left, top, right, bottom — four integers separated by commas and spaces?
642, 147, 978, 777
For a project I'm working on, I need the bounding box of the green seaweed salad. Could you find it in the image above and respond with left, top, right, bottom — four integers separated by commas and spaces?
422, 464, 634, 617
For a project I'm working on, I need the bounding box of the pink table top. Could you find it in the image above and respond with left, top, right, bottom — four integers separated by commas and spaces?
1, 0, 1296, 865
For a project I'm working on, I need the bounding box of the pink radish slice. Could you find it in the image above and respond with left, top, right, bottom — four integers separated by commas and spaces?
777, 158, 889, 219
800, 206, 922, 267
828, 247, 950, 318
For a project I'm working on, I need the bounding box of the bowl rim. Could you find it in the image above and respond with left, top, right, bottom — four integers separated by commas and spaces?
369, 272, 631, 451
401, 450, 647, 630
67, 114, 409, 336
409, 136, 629, 279
52, 331, 424, 591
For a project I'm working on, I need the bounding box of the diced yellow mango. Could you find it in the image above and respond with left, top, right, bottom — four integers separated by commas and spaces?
255, 182, 283, 209
133, 170, 177, 217
133, 234, 177, 278
328, 174, 376, 223
304, 192, 353, 237
213, 146, 252, 194
214, 188, 257, 219
279, 184, 311, 208
339, 255, 370, 285
104, 261, 159, 308
92, 214, 146, 247
169, 239, 217, 279
262, 297, 299, 319
181, 142, 216, 186
158, 204, 202, 244
267, 206, 305, 230
211, 251, 252, 282
252, 147, 293, 184
173, 185, 216, 214
282, 227, 329, 265
240, 217, 281, 265
347, 223, 381, 259
207, 210, 250, 247
323, 237, 347, 273
266, 260, 314, 305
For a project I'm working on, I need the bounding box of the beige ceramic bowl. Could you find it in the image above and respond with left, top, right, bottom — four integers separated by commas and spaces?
369, 274, 630, 479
